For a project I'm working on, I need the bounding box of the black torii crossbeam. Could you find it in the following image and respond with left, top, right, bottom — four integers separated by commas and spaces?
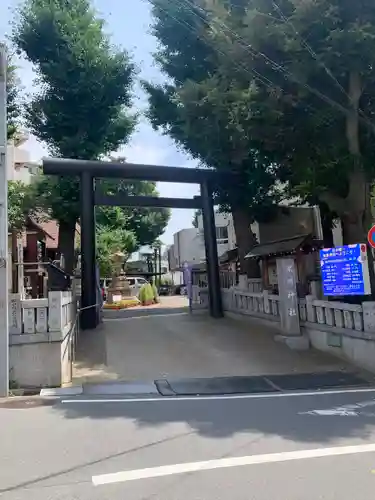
43, 158, 226, 329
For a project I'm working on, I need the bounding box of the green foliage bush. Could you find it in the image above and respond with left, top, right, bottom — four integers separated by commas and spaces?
139, 283, 154, 304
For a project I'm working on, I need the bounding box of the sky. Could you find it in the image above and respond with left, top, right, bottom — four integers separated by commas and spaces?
0, 0, 200, 245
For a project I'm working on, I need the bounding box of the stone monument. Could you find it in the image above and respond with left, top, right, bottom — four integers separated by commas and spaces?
106, 251, 133, 304
275, 257, 309, 350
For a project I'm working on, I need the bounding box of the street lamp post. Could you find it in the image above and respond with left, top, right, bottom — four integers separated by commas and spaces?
0, 43, 9, 397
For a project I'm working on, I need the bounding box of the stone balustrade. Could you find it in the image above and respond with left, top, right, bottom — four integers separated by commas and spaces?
247, 278, 263, 293
199, 288, 280, 320
298, 297, 365, 334
225, 289, 280, 319
8, 291, 77, 388
9, 291, 75, 335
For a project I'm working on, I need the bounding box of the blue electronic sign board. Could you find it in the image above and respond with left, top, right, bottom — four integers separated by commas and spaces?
320, 244, 371, 296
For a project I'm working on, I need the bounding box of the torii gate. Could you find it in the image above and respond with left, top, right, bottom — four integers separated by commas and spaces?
43, 158, 235, 329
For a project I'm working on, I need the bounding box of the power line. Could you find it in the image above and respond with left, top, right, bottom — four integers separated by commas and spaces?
180, 0, 375, 134
271, 0, 375, 133
175, 0, 335, 126
153, 0, 334, 128
150, 1, 282, 93
272, 0, 349, 100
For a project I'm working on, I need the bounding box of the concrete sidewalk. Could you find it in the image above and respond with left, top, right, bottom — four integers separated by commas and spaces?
73, 310, 358, 386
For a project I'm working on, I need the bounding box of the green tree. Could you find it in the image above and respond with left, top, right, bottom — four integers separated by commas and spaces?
202, 0, 375, 243
95, 161, 170, 248
96, 226, 137, 277
6, 56, 21, 141
147, 0, 375, 249
12, 0, 137, 271
7, 181, 34, 230
145, 0, 280, 275
94, 166, 170, 275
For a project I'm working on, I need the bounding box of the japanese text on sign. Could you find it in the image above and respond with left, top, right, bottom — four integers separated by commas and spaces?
320, 244, 371, 296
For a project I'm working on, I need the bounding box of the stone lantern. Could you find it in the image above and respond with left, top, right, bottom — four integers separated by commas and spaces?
106, 251, 133, 304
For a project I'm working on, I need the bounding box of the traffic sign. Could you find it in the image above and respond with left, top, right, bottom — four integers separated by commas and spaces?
368, 225, 375, 248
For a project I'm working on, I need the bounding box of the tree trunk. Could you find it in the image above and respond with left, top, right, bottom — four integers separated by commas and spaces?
231, 207, 260, 278
58, 219, 77, 274
341, 71, 369, 244
322, 219, 334, 248
340, 208, 367, 245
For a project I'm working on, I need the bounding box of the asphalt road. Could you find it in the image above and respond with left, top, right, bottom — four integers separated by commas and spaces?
3, 389, 375, 499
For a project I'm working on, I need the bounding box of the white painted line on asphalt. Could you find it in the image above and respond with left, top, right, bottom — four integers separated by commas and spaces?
61, 386, 375, 404
92, 442, 375, 485
300, 398, 375, 417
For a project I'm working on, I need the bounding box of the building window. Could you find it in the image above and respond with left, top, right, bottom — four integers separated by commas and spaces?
216, 226, 228, 244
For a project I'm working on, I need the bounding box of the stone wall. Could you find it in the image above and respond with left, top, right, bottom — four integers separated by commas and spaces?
8, 291, 77, 388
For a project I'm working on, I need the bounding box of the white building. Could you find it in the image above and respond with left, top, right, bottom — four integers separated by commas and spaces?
196, 212, 238, 257
7, 133, 39, 184
172, 228, 203, 268
168, 212, 238, 278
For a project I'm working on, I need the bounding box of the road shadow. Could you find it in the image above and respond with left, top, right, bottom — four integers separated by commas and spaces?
52, 388, 375, 446
62, 311, 375, 447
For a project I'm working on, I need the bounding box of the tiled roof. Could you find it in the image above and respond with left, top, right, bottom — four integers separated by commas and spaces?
38, 220, 59, 249
245, 234, 314, 259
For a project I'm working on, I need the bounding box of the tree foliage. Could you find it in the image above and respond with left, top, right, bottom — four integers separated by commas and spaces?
6, 56, 21, 141
7, 181, 34, 230
95, 177, 170, 251
145, 0, 281, 274
146, 0, 375, 248
12, 0, 137, 271
96, 226, 137, 278
204, 0, 375, 243
93, 154, 170, 276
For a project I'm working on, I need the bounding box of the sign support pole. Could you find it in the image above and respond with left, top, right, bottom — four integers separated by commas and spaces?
0, 44, 9, 397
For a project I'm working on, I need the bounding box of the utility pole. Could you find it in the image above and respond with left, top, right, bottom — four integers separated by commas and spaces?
0, 43, 9, 397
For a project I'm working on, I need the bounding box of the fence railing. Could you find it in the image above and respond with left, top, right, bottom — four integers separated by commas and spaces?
298, 297, 364, 333
196, 286, 368, 336
9, 291, 76, 335
247, 278, 263, 293
220, 288, 368, 335
220, 271, 237, 289
224, 289, 280, 318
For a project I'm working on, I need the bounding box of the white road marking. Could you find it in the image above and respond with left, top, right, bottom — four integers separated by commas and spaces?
301, 409, 359, 416
61, 387, 375, 404
92, 443, 375, 486
300, 398, 375, 417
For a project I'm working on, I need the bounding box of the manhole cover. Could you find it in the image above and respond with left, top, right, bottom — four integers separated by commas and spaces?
0, 398, 56, 409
